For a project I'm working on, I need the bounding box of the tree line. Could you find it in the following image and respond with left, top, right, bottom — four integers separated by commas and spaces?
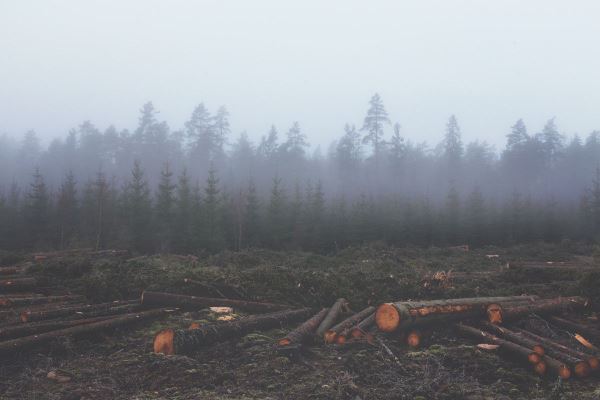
1, 94, 600, 253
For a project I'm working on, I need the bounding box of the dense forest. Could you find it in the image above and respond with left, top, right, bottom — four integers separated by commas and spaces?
2, 94, 600, 253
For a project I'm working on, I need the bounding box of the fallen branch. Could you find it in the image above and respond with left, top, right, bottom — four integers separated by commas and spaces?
154, 308, 311, 355
487, 296, 587, 325
0, 295, 85, 308
0, 315, 115, 341
0, 278, 37, 292
20, 300, 139, 322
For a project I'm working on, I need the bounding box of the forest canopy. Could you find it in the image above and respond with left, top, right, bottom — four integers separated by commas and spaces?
1, 94, 600, 253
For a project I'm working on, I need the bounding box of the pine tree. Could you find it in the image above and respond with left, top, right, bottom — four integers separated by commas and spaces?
506, 119, 529, 150
24, 168, 50, 249
540, 117, 563, 161
172, 169, 194, 253
201, 168, 225, 252
361, 93, 390, 162
155, 162, 176, 252
283, 122, 308, 157
123, 160, 153, 252
57, 171, 78, 249
388, 122, 406, 173
244, 180, 261, 248
443, 115, 463, 167
465, 186, 485, 246
267, 177, 287, 249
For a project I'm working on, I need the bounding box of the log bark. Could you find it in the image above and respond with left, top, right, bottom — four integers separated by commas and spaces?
0, 267, 23, 276
20, 300, 140, 322
483, 322, 590, 378
376, 296, 538, 332
487, 296, 587, 324
550, 316, 600, 343
278, 307, 329, 346
0, 295, 85, 308
0, 309, 171, 355
0, 315, 115, 341
455, 323, 569, 379
315, 298, 348, 338
350, 313, 375, 339
325, 306, 375, 344
481, 322, 546, 356
154, 308, 311, 355
0, 278, 37, 292
514, 328, 599, 371
141, 291, 290, 313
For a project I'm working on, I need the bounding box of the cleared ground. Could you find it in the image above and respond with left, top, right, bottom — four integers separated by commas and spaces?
1, 243, 600, 399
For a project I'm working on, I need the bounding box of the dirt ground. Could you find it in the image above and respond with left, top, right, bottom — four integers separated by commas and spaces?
2, 242, 600, 399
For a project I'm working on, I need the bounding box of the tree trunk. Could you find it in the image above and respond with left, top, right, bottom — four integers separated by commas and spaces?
141, 291, 290, 313
0, 295, 85, 308
154, 308, 311, 355
0, 309, 171, 355
487, 296, 587, 324
350, 313, 375, 339
376, 296, 538, 332
0, 315, 115, 341
20, 300, 140, 322
455, 323, 569, 379
325, 306, 375, 344
315, 298, 348, 338
278, 308, 329, 346
514, 327, 599, 371
0, 278, 37, 292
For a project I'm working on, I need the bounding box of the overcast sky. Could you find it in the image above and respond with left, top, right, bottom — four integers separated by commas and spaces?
1, 0, 600, 150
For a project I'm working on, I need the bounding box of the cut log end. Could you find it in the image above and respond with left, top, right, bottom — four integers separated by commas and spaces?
335, 335, 347, 345
375, 303, 400, 333
189, 322, 201, 330
487, 304, 503, 325
528, 352, 542, 364
278, 338, 292, 346
574, 361, 591, 378
153, 329, 175, 355
588, 357, 599, 370
324, 330, 337, 344
407, 331, 421, 348
532, 344, 545, 356
351, 328, 363, 339
559, 365, 572, 380
533, 361, 547, 375
20, 312, 31, 323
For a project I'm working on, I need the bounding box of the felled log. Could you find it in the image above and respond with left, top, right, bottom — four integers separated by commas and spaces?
0, 309, 171, 355
0, 278, 37, 292
325, 306, 375, 344
278, 307, 329, 346
141, 291, 290, 313
154, 308, 311, 355
350, 313, 375, 339
481, 322, 546, 356
20, 300, 140, 322
487, 296, 587, 324
376, 296, 538, 333
550, 316, 600, 343
508, 261, 594, 270
0, 295, 85, 308
455, 323, 555, 376
315, 298, 348, 338
515, 328, 599, 371
0, 315, 115, 341
483, 323, 590, 378
0, 301, 80, 321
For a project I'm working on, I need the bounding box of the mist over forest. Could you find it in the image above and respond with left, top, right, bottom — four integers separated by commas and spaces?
2, 93, 600, 253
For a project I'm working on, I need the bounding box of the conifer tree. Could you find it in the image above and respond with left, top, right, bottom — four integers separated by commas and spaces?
361, 94, 390, 164
244, 180, 261, 247
172, 169, 194, 253
155, 162, 176, 252
57, 171, 78, 249
24, 168, 50, 249
267, 177, 287, 248
201, 168, 225, 252
123, 160, 153, 252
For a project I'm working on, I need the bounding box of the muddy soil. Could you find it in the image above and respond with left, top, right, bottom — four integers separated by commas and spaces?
1, 243, 600, 399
